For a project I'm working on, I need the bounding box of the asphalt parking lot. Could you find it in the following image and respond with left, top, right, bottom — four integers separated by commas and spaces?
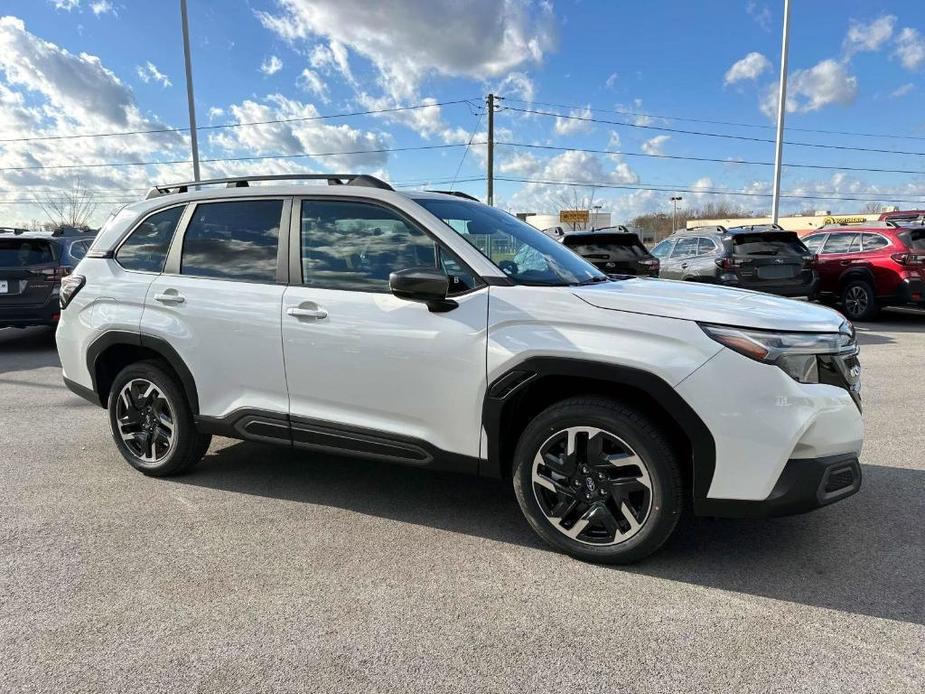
1, 313, 923, 694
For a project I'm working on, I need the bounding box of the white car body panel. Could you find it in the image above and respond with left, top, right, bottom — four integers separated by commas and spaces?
282, 285, 489, 457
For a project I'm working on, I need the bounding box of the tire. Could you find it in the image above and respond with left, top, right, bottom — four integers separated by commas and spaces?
512, 396, 683, 564
107, 360, 211, 476
840, 279, 879, 321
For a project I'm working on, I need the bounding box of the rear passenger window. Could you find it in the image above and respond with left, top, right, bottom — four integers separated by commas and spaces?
861, 234, 889, 251
697, 237, 718, 255
181, 200, 282, 282
821, 233, 860, 254
116, 206, 184, 273
671, 237, 699, 258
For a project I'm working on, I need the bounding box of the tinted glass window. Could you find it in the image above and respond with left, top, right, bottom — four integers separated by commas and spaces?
698, 237, 718, 254
0, 239, 54, 267
117, 206, 184, 273
650, 240, 672, 258
69, 240, 90, 260
181, 200, 281, 281
732, 232, 808, 256
861, 233, 889, 251
898, 228, 925, 250
802, 234, 826, 253
821, 233, 861, 254
300, 200, 476, 294
563, 235, 648, 259
670, 237, 699, 258
414, 198, 604, 286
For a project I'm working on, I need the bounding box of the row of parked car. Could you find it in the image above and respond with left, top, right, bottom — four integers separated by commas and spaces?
545, 221, 925, 321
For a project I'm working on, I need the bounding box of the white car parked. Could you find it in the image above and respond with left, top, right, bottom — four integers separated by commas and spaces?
56, 174, 863, 563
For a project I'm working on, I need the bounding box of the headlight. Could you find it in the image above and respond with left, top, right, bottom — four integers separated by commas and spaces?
699, 321, 857, 384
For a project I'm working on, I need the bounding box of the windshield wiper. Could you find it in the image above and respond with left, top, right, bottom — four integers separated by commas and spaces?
576, 276, 611, 286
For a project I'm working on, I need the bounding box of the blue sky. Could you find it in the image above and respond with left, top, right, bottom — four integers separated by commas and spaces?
2, 0, 925, 225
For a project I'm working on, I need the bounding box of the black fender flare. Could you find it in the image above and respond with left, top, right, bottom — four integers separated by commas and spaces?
86, 330, 200, 413
481, 356, 717, 509
838, 266, 876, 291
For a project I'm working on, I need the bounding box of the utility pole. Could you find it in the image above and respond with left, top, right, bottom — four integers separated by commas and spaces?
771, 0, 791, 224
671, 196, 682, 231
486, 93, 494, 206
180, 0, 200, 182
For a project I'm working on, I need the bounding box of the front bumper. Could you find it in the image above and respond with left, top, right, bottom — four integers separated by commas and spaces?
695, 454, 861, 517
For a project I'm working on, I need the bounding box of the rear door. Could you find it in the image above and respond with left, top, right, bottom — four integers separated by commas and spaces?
816, 232, 861, 288
142, 198, 291, 418
729, 232, 813, 289
0, 237, 57, 309
663, 236, 699, 279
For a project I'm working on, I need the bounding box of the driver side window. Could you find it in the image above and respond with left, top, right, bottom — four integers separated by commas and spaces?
299, 200, 477, 294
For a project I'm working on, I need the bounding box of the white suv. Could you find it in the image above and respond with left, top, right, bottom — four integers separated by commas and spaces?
56, 174, 864, 563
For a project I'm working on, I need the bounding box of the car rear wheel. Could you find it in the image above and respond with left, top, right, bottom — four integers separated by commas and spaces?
108, 360, 211, 476
841, 279, 879, 321
512, 396, 682, 564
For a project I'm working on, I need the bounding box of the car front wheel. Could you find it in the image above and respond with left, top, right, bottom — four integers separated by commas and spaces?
512, 396, 682, 564
108, 360, 211, 476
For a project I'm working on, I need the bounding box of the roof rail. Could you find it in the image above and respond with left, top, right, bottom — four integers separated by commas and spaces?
686, 225, 727, 233
588, 225, 630, 233
423, 190, 480, 201
819, 220, 899, 230
145, 173, 394, 199
724, 223, 785, 232
0, 227, 30, 235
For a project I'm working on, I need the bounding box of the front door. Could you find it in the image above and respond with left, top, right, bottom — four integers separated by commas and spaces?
141, 198, 291, 418
816, 232, 861, 289
281, 197, 488, 466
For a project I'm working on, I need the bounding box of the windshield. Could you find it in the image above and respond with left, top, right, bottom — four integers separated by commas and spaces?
414, 198, 606, 286
732, 232, 808, 257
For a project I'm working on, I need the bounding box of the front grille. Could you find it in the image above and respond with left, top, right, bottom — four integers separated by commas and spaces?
824, 467, 856, 493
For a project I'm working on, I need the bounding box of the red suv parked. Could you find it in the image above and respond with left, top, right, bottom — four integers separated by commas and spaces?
802, 222, 925, 320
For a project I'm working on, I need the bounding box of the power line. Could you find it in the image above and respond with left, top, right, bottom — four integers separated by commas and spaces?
0, 142, 485, 173
494, 176, 925, 204
0, 99, 479, 144
496, 141, 925, 176
503, 97, 925, 142
503, 106, 925, 158
449, 109, 485, 191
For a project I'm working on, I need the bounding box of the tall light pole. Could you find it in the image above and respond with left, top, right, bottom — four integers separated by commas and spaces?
180, 0, 200, 182
771, 0, 791, 224
670, 196, 682, 231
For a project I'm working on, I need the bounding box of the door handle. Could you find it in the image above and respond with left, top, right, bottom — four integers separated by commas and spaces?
154, 292, 185, 304
287, 306, 328, 320
681, 262, 689, 269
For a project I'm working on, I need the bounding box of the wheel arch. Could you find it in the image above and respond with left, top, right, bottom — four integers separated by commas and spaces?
86, 330, 199, 413
481, 356, 716, 508
837, 266, 876, 290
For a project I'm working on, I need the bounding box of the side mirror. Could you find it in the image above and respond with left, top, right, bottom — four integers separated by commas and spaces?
389, 267, 458, 312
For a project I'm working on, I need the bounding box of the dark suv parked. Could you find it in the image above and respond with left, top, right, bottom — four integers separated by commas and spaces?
651, 225, 818, 297
801, 222, 925, 320
0, 227, 95, 329
555, 226, 660, 277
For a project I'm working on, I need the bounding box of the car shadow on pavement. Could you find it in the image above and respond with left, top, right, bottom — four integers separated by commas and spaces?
854, 308, 925, 346
0, 326, 60, 374
180, 442, 923, 626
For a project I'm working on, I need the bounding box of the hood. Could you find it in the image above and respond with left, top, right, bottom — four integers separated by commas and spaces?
574, 278, 846, 333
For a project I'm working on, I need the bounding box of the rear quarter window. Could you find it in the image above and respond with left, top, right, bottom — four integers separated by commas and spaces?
898, 228, 925, 250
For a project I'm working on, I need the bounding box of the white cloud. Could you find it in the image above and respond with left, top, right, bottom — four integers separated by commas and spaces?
894, 27, 925, 71
641, 135, 670, 156
604, 72, 618, 89
90, 1, 115, 15
209, 94, 391, 170
297, 68, 329, 102
256, 0, 555, 102
607, 130, 621, 150
760, 59, 857, 118
260, 55, 283, 75
554, 105, 593, 135
746, 2, 772, 31
207, 106, 225, 120
135, 61, 172, 88
499, 152, 541, 176
724, 52, 771, 85
496, 71, 535, 103
51, 0, 81, 10
890, 82, 915, 98
843, 15, 895, 55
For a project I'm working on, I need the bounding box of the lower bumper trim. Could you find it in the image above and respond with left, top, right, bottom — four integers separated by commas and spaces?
63, 376, 102, 407
695, 454, 862, 518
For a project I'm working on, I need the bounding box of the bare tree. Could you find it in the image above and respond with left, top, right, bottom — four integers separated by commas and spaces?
33, 178, 99, 231
549, 186, 600, 230
861, 201, 884, 214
